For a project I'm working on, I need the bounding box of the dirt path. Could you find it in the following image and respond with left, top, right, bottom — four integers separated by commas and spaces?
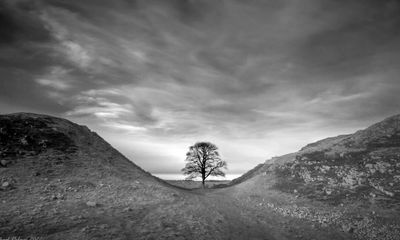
199, 191, 275, 240
188, 188, 354, 240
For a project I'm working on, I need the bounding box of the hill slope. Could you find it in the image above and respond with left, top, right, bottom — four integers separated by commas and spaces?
272, 114, 400, 203
0, 113, 182, 238
0, 113, 159, 181
0, 113, 233, 239
230, 114, 400, 239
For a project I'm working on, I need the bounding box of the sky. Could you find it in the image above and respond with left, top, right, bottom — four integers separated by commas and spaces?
1, 0, 400, 180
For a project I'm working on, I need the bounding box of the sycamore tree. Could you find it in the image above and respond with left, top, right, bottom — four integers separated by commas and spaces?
182, 142, 227, 188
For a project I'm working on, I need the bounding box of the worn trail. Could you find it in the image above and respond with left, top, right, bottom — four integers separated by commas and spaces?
187, 188, 353, 240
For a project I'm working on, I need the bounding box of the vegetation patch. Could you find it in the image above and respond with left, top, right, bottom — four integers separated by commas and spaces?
0, 117, 76, 159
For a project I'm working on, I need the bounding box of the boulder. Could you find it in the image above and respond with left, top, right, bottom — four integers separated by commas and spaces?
2, 181, 10, 188
86, 201, 97, 207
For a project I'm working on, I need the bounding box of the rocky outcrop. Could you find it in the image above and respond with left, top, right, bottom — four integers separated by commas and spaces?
270, 114, 400, 205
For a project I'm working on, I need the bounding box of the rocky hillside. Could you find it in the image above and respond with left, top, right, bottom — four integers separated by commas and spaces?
271, 114, 400, 205
231, 114, 400, 240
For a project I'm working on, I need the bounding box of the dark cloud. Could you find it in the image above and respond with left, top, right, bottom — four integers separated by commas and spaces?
0, 0, 69, 113
0, 0, 52, 45
293, 1, 400, 79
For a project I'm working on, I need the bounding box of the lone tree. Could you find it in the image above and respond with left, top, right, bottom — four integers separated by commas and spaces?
182, 142, 227, 188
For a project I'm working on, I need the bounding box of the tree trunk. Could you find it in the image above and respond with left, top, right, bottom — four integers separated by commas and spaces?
201, 169, 205, 189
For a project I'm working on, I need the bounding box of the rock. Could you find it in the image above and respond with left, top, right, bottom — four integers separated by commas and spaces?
71, 215, 84, 221
383, 190, 395, 197
99, 224, 108, 229
394, 175, 400, 182
51, 193, 64, 200
342, 224, 355, 233
370, 192, 377, 198
0, 159, 8, 167
325, 189, 333, 195
20, 136, 28, 145
123, 207, 133, 212
86, 201, 97, 207
2, 181, 10, 188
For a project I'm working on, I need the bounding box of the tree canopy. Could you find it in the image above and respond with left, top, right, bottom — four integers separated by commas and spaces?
181, 142, 227, 187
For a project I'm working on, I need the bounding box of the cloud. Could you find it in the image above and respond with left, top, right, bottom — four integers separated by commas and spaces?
65, 96, 132, 119
2, 0, 400, 177
61, 40, 91, 68
102, 122, 147, 133
35, 66, 72, 90
40, 11, 93, 69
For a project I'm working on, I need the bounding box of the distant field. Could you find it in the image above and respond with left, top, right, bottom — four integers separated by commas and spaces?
166, 180, 231, 189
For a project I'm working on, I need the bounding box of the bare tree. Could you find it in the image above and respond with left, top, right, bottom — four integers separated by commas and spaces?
182, 142, 227, 188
